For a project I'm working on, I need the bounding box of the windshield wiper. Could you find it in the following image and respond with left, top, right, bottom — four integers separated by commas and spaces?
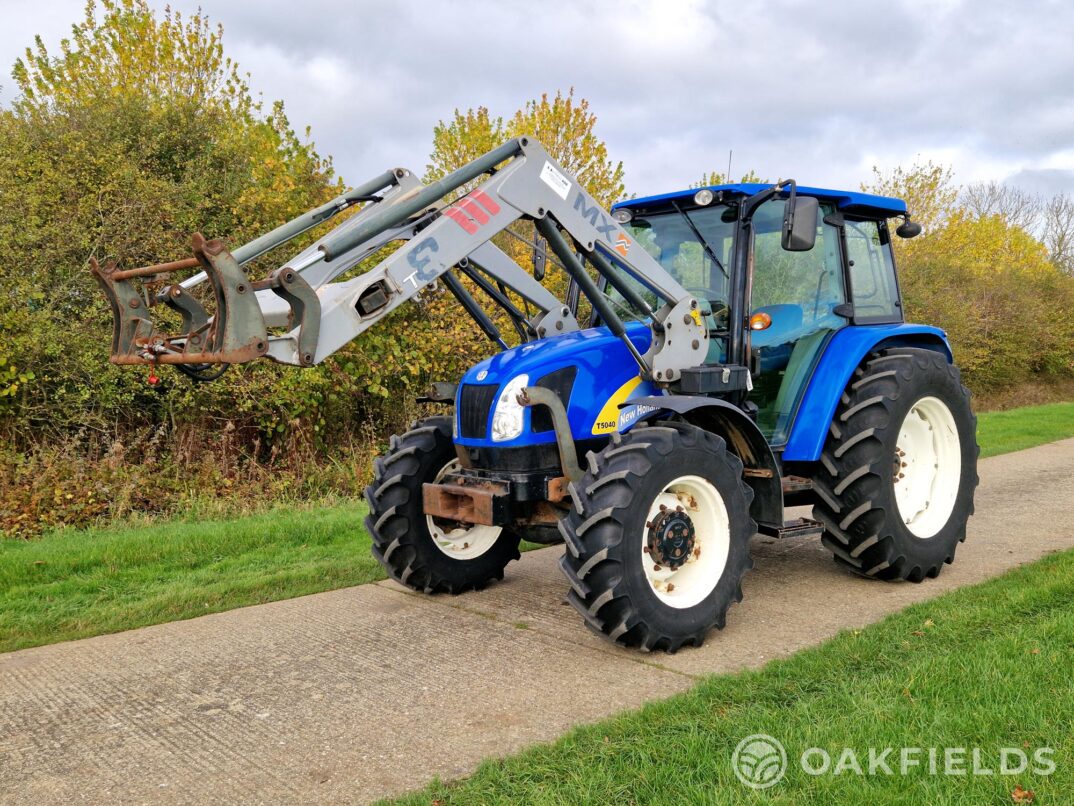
671, 200, 729, 278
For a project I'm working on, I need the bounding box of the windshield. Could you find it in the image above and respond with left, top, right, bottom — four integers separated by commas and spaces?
609, 204, 737, 322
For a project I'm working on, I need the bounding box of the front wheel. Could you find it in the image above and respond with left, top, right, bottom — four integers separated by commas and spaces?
559, 423, 756, 652
813, 348, 979, 581
364, 416, 521, 593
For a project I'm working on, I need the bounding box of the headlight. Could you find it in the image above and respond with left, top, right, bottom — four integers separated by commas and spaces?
491, 374, 529, 442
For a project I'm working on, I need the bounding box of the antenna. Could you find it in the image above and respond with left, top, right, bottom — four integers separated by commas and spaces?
727, 149, 733, 183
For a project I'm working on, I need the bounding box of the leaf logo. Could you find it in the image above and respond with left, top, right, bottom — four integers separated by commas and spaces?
732, 734, 787, 790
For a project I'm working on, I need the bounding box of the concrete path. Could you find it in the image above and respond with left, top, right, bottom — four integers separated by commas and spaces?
2, 439, 1073, 804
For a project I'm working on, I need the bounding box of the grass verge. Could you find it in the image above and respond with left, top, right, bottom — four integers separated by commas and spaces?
0, 502, 380, 653
393, 548, 1074, 804
977, 401, 1074, 458
1, 399, 1071, 654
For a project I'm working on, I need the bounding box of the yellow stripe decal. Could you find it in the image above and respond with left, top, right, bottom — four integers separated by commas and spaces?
591, 376, 644, 435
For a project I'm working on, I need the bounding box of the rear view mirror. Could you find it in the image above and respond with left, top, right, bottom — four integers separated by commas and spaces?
895, 218, 922, 238
782, 195, 819, 251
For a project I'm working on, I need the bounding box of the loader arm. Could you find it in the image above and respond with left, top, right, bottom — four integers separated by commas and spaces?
92, 137, 709, 383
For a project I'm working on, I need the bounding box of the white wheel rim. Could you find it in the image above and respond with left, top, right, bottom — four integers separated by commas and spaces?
641, 475, 730, 609
426, 460, 503, 560
893, 396, 961, 538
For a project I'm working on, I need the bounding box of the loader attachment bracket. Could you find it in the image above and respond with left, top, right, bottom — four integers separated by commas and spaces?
160, 284, 209, 334
90, 257, 155, 359
266, 267, 320, 367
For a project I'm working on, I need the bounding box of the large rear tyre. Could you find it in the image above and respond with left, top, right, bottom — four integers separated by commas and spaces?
364, 416, 521, 593
559, 423, 756, 652
813, 348, 979, 581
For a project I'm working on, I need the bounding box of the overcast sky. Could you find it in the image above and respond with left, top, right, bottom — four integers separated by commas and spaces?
2, 0, 1073, 200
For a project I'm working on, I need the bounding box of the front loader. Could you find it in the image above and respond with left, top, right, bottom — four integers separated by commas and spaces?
93, 137, 978, 652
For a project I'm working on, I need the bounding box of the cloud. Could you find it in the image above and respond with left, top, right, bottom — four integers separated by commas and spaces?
1004, 168, 1074, 198
3, 0, 1073, 199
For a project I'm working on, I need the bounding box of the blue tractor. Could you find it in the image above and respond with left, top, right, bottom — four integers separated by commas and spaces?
94, 138, 979, 652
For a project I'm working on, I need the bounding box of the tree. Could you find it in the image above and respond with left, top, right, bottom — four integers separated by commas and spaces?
1043, 193, 1074, 275
862, 161, 1074, 390
424, 106, 505, 188
960, 181, 1041, 233
863, 161, 958, 236
0, 0, 339, 439
425, 88, 625, 208
897, 211, 1074, 388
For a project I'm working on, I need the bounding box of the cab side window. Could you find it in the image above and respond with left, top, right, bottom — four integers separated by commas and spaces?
845, 219, 901, 322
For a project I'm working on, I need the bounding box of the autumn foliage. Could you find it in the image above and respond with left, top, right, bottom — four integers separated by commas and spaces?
864, 164, 1074, 389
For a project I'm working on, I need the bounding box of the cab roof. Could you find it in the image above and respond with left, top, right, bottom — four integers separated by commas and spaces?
613, 183, 907, 218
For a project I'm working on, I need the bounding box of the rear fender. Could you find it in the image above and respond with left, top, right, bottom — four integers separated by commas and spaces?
631, 396, 783, 526
782, 324, 952, 462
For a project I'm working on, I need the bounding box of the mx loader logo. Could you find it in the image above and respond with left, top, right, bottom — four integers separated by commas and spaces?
573, 192, 629, 256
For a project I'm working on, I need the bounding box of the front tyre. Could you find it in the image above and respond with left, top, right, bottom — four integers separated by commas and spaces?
559, 423, 756, 652
364, 416, 521, 593
813, 348, 979, 581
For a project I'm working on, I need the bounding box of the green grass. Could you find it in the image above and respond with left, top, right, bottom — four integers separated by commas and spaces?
977, 401, 1074, 458
1, 399, 1071, 654
393, 548, 1074, 804
0, 502, 381, 653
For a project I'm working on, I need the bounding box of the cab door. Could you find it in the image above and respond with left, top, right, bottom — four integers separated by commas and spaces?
747, 199, 847, 444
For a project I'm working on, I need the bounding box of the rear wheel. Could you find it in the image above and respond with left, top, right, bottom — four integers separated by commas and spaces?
813, 348, 979, 581
365, 416, 521, 593
559, 423, 756, 652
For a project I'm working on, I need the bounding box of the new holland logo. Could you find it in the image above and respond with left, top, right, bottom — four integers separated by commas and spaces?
443, 189, 501, 234
614, 234, 631, 257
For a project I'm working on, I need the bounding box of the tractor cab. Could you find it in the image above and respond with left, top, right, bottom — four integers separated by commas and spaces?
609, 183, 910, 444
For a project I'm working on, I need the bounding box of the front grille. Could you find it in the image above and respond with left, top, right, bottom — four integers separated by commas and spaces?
458, 383, 498, 438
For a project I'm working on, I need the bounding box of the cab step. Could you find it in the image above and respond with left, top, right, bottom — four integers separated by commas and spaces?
781, 475, 813, 494
756, 518, 825, 540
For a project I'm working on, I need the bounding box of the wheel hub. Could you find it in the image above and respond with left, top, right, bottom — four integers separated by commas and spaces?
647, 506, 697, 570
892, 396, 962, 539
